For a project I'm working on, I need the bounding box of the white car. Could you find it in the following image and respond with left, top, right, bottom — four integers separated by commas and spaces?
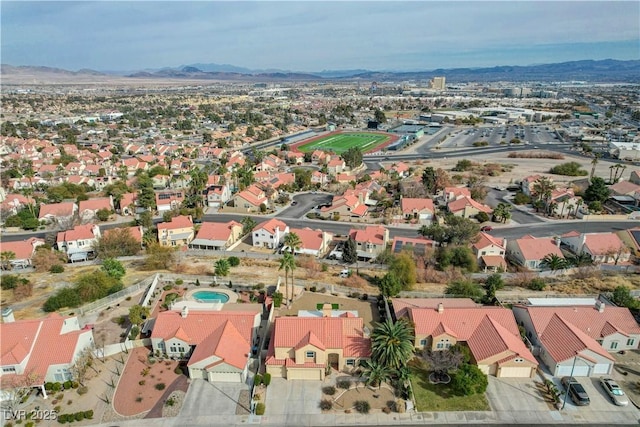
599, 377, 629, 406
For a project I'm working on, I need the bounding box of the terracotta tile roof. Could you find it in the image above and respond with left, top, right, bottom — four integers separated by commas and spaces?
401, 198, 434, 214
351, 204, 368, 216
444, 186, 471, 199
194, 221, 242, 241
610, 180, 640, 196
467, 316, 537, 364
473, 232, 505, 251
584, 233, 626, 256
57, 224, 99, 243
392, 298, 478, 319
288, 227, 330, 251
512, 236, 564, 261
79, 197, 112, 212
481, 256, 507, 268
157, 215, 193, 232
38, 202, 76, 219
253, 218, 287, 235
235, 187, 267, 206
537, 314, 614, 363
448, 196, 492, 214
0, 237, 44, 260
349, 225, 387, 245
188, 320, 251, 369
0, 314, 91, 384
270, 317, 370, 357
120, 192, 137, 207
295, 331, 326, 351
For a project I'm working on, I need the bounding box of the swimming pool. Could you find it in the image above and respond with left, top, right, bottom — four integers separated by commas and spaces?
192, 290, 230, 303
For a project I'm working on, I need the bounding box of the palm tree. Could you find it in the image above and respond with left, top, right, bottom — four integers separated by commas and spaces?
492, 202, 512, 223
590, 155, 599, 181
540, 253, 567, 273
531, 177, 556, 214
360, 359, 391, 390
567, 252, 593, 267
0, 251, 15, 270
573, 198, 584, 218
278, 252, 296, 307
371, 320, 415, 370
283, 232, 301, 255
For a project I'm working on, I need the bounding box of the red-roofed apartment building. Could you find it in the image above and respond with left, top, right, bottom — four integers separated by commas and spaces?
0, 313, 94, 396
349, 225, 389, 260
150, 307, 261, 383
189, 221, 243, 250
252, 219, 289, 249
265, 315, 371, 380
1, 237, 45, 268
561, 231, 631, 264
56, 224, 101, 262
395, 298, 538, 378
506, 235, 565, 270
513, 300, 640, 376
472, 232, 507, 272
157, 215, 194, 247
284, 227, 333, 257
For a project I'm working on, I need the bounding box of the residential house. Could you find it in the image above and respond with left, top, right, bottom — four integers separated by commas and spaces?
0, 313, 94, 395
548, 188, 582, 218
252, 218, 289, 249
157, 215, 194, 247
150, 306, 261, 383
78, 197, 114, 223
560, 231, 631, 264
56, 224, 101, 262
190, 221, 243, 251
258, 154, 285, 172
205, 185, 231, 208
231, 185, 268, 213
119, 192, 137, 216
284, 228, 333, 257
441, 186, 471, 204
0, 237, 45, 268
610, 180, 640, 197
1, 194, 33, 217
394, 299, 538, 378
265, 314, 371, 380
520, 174, 542, 197
472, 232, 507, 272
311, 150, 330, 165
327, 158, 346, 176
335, 173, 353, 184
311, 171, 329, 186
400, 197, 435, 224
390, 236, 435, 256
156, 191, 185, 213
513, 300, 640, 376
447, 196, 492, 219
38, 202, 77, 227
320, 194, 368, 219
349, 225, 389, 260
389, 162, 410, 178
506, 235, 565, 270
265, 173, 295, 191
286, 151, 304, 165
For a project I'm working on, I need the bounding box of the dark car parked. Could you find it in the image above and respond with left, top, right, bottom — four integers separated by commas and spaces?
561, 376, 590, 406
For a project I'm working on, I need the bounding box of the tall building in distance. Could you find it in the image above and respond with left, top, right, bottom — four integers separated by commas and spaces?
430, 76, 446, 90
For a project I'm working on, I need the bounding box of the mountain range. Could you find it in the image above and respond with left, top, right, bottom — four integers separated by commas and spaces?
2, 59, 640, 83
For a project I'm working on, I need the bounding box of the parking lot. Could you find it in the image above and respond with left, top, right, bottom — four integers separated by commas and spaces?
440, 124, 563, 149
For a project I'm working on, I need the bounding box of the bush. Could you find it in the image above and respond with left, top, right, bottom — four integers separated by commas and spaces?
163, 284, 173, 291
63, 380, 73, 390
57, 414, 68, 423
155, 383, 166, 390
263, 372, 271, 386
382, 406, 391, 414
139, 380, 146, 386
549, 161, 588, 176
74, 412, 85, 422
52, 382, 63, 392
475, 212, 490, 223
452, 364, 488, 396
165, 397, 175, 406
255, 402, 266, 415
528, 278, 546, 291
337, 379, 351, 389
129, 325, 140, 340
84, 410, 94, 419
174, 366, 183, 375
254, 374, 263, 386
50, 264, 65, 273
319, 399, 333, 410
44, 382, 54, 391
175, 279, 184, 285
228, 256, 240, 267
354, 400, 370, 414
76, 386, 88, 395
322, 386, 336, 396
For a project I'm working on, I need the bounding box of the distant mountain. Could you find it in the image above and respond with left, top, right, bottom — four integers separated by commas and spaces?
3, 59, 639, 83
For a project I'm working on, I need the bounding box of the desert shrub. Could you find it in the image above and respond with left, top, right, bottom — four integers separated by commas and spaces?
337, 379, 351, 389
255, 402, 266, 415
163, 284, 173, 291
528, 278, 546, 291
513, 192, 531, 205
84, 410, 94, 419
56, 414, 68, 423
175, 279, 184, 285
228, 256, 240, 267
77, 386, 88, 395
32, 249, 66, 273
136, 396, 143, 402
74, 412, 85, 422
174, 366, 183, 375
44, 382, 54, 391
263, 373, 271, 386
50, 264, 65, 273
322, 386, 336, 396
155, 383, 166, 390
319, 399, 333, 410
1, 275, 29, 290
354, 400, 370, 414
165, 397, 175, 406
550, 161, 588, 176
52, 383, 63, 392
475, 212, 490, 223
139, 380, 146, 386
63, 380, 72, 390
254, 374, 263, 386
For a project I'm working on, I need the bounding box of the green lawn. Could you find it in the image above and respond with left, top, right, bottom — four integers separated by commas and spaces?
409, 361, 490, 412
297, 132, 390, 154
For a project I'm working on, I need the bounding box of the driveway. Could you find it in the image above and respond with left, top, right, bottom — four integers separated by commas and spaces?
279, 192, 333, 219
179, 379, 249, 417
265, 378, 322, 415
486, 376, 551, 421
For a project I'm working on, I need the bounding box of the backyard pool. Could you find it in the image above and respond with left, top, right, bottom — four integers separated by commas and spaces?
192, 290, 230, 303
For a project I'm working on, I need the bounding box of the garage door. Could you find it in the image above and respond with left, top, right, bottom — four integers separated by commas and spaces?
287, 368, 322, 380
593, 364, 611, 375
209, 372, 242, 382
499, 367, 533, 378
556, 364, 590, 377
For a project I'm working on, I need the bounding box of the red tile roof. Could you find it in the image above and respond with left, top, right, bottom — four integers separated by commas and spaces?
512, 236, 564, 261
537, 314, 614, 363
188, 320, 250, 369
448, 196, 492, 214
401, 198, 434, 214
253, 218, 287, 235
473, 232, 505, 251
349, 225, 387, 245
157, 215, 194, 231
57, 224, 99, 243
584, 233, 626, 256
38, 202, 75, 219
289, 227, 330, 251
194, 221, 242, 241
467, 316, 537, 364
103, 226, 142, 243
0, 237, 44, 260
79, 197, 112, 212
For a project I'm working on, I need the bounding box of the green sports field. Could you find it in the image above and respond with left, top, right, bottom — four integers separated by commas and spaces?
297, 132, 390, 154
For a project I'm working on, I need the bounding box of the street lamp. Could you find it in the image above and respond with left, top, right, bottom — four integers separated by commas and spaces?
560, 354, 588, 410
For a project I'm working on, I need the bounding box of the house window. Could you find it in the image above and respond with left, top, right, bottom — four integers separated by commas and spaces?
255, 233, 259, 238
481, 251, 486, 256
420, 339, 428, 346
610, 341, 619, 350
627, 339, 635, 346
346, 359, 355, 367
170, 346, 177, 352
436, 339, 450, 349
171, 241, 176, 247
305, 351, 315, 359
514, 358, 524, 363
178, 346, 185, 353
2, 367, 15, 373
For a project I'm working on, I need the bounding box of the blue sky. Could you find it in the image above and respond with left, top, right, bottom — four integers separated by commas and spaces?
2, 1, 639, 72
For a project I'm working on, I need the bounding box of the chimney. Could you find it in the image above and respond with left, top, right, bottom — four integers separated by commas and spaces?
1, 307, 15, 323
437, 303, 444, 314
596, 301, 605, 313
322, 303, 332, 318
181, 306, 189, 318
553, 236, 561, 247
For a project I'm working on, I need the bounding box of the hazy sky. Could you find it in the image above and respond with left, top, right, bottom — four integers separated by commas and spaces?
2, 1, 639, 72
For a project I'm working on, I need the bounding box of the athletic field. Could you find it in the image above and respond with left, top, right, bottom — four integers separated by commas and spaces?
296, 132, 392, 154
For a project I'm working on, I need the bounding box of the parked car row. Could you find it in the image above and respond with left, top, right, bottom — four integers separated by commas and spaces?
561, 376, 629, 407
